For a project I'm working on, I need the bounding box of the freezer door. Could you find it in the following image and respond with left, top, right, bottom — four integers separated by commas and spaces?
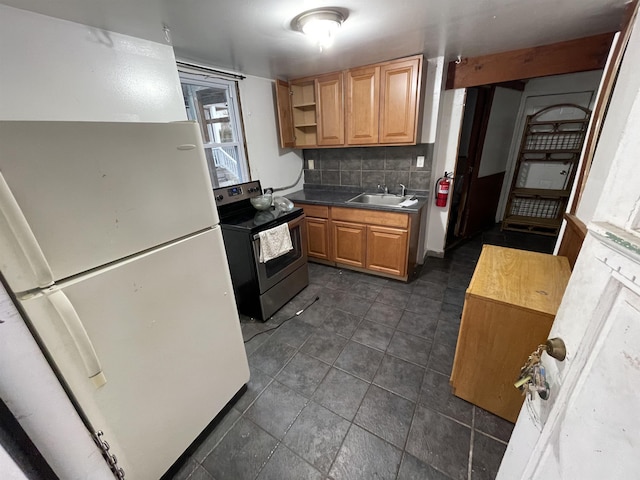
0, 121, 218, 293
19, 227, 249, 480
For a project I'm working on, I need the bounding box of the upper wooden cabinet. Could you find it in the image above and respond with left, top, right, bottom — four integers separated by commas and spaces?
346, 65, 380, 145
290, 78, 318, 148
275, 79, 295, 148
276, 54, 423, 148
316, 72, 344, 146
379, 57, 421, 144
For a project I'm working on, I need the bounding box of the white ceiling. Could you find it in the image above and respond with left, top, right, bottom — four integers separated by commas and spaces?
1, 0, 627, 79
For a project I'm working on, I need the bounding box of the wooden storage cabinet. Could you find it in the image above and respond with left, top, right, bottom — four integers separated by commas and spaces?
295, 204, 330, 261
291, 79, 318, 147
380, 56, 421, 144
346, 65, 380, 145
332, 221, 367, 267
306, 218, 330, 260
276, 54, 423, 148
294, 202, 419, 281
276, 79, 295, 148
450, 245, 571, 422
316, 72, 344, 146
366, 225, 408, 277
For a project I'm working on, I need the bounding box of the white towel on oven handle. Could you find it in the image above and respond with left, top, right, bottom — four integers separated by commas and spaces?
258, 223, 293, 263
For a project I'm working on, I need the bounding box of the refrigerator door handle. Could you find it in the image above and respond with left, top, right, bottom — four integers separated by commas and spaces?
0, 172, 54, 288
48, 290, 107, 388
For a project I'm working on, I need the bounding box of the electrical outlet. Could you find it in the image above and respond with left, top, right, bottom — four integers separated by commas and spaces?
308, 159, 315, 170
416, 155, 425, 168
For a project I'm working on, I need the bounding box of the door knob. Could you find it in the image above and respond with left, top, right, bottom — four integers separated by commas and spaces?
545, 337, 566, 361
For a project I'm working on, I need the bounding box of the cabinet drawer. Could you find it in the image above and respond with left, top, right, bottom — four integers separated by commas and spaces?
332, 206, 408, 228
295, 203, 329, 219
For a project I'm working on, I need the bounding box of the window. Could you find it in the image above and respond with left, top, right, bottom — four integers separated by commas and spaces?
179, 73, 250, 187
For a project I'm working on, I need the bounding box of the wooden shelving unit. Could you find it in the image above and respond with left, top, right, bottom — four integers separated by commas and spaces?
291, 80, 317, 147
502, 104, 591, 236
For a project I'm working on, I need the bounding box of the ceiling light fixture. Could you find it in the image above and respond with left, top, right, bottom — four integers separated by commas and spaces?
293, 8, 347, 52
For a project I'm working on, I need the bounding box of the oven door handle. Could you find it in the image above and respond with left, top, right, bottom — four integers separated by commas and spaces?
252, 214, 305, 240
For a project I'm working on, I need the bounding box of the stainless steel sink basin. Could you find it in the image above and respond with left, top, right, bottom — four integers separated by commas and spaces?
346, 193, 413, 207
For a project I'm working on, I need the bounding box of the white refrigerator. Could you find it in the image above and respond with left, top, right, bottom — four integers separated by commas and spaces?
0, 121, 250, 479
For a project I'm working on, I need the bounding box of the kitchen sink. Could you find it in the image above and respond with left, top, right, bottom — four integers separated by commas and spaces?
346, 193, 414, 207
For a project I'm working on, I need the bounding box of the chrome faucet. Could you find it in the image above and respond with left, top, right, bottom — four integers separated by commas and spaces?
377, 184, 388, 194
399, 184, 407, 196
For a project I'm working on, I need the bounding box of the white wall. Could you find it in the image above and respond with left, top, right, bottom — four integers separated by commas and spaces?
420, 56, 445, 144
478, 87, 523, 177
425, 88, 466, 256
0, 5, 188, 478
238, 75, 304, 195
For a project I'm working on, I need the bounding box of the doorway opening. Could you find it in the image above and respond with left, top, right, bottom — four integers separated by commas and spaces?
444, 71, 603, 251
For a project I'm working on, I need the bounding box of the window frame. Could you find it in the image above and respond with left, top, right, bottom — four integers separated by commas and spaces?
178, 72, 251, 188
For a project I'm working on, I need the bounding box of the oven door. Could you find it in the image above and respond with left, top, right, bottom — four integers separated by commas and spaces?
252, 214, 307, 294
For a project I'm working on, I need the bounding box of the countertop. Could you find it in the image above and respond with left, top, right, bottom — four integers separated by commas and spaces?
285, 189, 427, 213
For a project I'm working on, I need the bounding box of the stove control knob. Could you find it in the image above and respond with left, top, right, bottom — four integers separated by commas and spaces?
215, 195, 224, 201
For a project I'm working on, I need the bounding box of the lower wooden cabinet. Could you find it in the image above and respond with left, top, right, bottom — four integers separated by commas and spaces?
294, 202, 422, 281
450, 246, 571, 422
366, 225, 408, 277
332, 221, 367, 268
305, 217, 330, 260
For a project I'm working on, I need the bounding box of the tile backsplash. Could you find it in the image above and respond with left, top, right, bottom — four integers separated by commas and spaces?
303, 144, 434, 194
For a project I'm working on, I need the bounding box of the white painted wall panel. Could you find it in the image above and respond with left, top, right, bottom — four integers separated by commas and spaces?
420, 56, 445, 144
478, 87, 522, 177
425, 88, 466, 256
238, 75, 304, 195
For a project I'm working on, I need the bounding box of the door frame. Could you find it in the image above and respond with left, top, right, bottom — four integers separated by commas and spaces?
446, 86, 495, 248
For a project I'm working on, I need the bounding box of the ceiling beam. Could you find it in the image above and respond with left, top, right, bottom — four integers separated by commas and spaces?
446, 32, 615, 90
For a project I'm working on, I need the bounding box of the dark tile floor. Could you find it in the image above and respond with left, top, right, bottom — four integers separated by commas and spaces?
173, 225, 555, 480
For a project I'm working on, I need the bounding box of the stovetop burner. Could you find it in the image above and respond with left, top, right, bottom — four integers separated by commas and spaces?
213, 180, 303, 233
220, 206, 303, 233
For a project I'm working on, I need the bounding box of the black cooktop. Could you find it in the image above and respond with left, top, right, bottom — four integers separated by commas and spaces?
219, 206, 303, 233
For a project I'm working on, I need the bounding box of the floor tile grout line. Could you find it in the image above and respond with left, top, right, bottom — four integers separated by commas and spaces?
472, 427, 510, 446
468, 405, 476, 480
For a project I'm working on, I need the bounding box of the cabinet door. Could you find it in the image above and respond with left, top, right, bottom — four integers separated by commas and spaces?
316, 73, 344, 146
275, 79, 295, 148
379, 57, 421, 144
366, 225, 408, 277
346, 65, 380, 145
332, 220, 366, 267
305, 217, 330, 260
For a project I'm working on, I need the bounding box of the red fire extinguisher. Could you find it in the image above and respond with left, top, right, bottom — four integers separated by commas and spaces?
435, 172, 452, 207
